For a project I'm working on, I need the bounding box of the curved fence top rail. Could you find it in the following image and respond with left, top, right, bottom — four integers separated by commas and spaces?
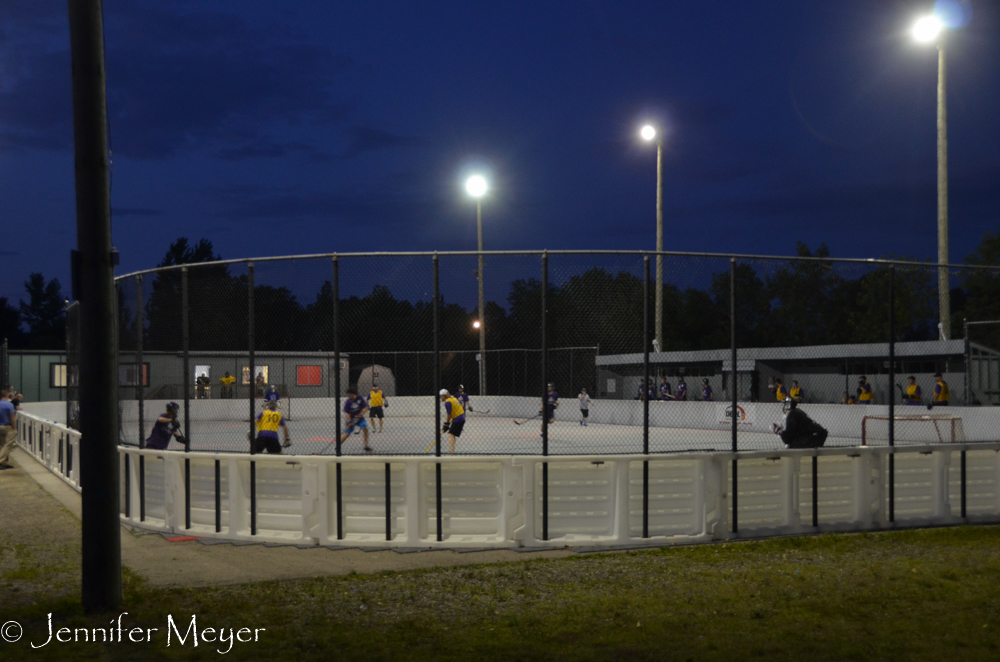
114, 249, 1000, 281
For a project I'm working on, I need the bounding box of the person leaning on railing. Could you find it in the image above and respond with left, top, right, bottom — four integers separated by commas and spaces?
0, 389, 19, 470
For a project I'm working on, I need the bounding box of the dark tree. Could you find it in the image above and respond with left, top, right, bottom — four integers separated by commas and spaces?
20, 273, 66, 349
0, 297, 25, 348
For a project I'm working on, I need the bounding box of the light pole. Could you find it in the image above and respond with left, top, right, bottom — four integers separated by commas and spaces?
912, 14, 950, 340
641, 125, 663, 352
465, 174, 488, 395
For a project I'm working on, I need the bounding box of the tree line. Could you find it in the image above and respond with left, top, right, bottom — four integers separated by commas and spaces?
6, 231, 1000, 352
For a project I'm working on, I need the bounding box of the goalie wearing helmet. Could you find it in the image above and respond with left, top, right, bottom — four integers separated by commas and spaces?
146, 401, 185, 450
770, 397, 828, 449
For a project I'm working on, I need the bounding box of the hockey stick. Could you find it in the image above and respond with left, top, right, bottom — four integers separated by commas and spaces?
513, 412, 542, 425
468, 408, 491, 415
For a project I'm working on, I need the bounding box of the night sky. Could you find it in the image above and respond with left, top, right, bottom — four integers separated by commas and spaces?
1, 0, 998, 306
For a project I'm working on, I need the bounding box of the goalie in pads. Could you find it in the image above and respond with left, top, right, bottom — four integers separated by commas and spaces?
770, 397, 827, 449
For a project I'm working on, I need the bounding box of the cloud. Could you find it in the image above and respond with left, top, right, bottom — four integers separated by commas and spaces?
114, 207, 161, 217
343, 126, 420, 158
0, 2, 354, 160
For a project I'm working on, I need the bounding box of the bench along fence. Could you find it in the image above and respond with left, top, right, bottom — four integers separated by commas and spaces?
18, 411, 1000, 548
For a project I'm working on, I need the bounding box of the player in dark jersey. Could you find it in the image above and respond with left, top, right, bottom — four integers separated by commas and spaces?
701, 378, 714, 401
541, 383, 559, 433
676, 377, 687, 401
659, 377, 672, 401
339, 387, 372, 451
454, 384, 472, 412
771, 398, 827, 449
145, 402, 184, 450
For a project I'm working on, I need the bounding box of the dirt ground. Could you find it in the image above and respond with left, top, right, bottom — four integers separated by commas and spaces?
0, 448, 576, 603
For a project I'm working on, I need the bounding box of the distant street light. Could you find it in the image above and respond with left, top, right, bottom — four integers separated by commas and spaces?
472, 320, 481, 329
912, 14, 951, 339
640, 125, 664, 352
465, 175, 488, 395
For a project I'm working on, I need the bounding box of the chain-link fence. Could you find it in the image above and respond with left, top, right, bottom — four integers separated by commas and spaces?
82, 251, 1000, 457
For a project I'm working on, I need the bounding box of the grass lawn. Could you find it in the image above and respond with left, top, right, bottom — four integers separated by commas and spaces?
2, 526, 1000, 661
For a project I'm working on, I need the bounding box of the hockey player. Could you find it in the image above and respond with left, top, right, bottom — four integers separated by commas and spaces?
904, 376, 922, 406
770, 398, 828, 449
439, 389, 466, 454
340, 387, 372, 451
455, 384, 472, 412
145, 402, 185, 450
253, 400, 291, 454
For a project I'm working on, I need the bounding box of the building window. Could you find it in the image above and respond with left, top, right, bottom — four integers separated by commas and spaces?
297, 365, 322, 386
51, 363, 68, 388
118, 363, 150, 387
243, 366, 268, 385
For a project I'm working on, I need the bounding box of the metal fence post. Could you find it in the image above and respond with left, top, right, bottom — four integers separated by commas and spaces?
888, 263, 895, 523
434, 255, 443, 542
333, 256, 343, 540
541, 251, 549, 541
136, 274, 145, 448
643, 255, 650, 539
731, 257, 737, 453
182, 267, 190, 448
248, 262, 255, 455
731, 257, 738, 533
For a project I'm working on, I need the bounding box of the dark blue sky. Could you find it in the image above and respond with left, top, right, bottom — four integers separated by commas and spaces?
1, 0, 998, 306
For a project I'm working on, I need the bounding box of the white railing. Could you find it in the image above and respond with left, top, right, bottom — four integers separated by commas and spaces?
17, 411, 1000, 548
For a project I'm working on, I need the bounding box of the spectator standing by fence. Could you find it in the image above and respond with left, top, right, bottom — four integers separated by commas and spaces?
0, 389, 17, 470
790, 380, 803, 403
220, 372, 235, 399
934, 373, 950, 405
857, 376, 873, 404
905, 376, 922, 405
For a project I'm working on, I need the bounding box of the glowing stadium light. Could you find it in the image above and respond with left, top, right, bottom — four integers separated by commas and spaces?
640, 125, 657, 141
465, 175, 488, 198
912, 15, 943, 42
472, 320, 481, 329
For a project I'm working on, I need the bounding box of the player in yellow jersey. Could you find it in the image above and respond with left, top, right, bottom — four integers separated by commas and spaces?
253, 400, 290, 454
774, 378, 788, 401
439, 389, 466, 454
857, 376, 873, 404
369, 384, 387, 432
933, 372, 949, 405
789, 380, 803, 403
904, 375, 922, 406
220, 371, 236, 399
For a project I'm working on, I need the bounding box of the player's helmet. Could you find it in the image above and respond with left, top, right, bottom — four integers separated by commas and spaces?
547, 382, 554, 388
457, 384, 464, 391
266, 400, 277, 410
782, 396, 797, 413
702, 378, 709, 385
439, 389, 449, 397
166, 401, 179, 413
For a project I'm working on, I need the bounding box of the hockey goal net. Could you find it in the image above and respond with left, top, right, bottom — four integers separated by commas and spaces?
861, 414, 965, 446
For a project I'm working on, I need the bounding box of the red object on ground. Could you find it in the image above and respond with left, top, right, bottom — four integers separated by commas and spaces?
167, 535, 201, 543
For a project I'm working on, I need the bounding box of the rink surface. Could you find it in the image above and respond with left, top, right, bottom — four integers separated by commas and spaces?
120, 412, 864, 456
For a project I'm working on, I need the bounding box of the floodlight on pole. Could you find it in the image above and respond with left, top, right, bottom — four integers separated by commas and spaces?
640, 124, 664, 354
912, 15, 943, 42
911, 14, 951, 339
466, 174, 488, 394
473, 320, 481, 329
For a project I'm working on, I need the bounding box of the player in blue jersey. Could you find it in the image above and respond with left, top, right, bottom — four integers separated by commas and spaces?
676, 377, 687, 401
702, 378, 714, 401
659, 377, 672, 401
339, 387, 372, 451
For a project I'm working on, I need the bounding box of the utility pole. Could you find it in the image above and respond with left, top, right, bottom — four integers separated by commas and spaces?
68, 0, 121, 611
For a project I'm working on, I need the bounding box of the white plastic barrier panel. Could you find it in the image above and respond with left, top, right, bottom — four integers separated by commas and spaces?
16, 412, 1000, 549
